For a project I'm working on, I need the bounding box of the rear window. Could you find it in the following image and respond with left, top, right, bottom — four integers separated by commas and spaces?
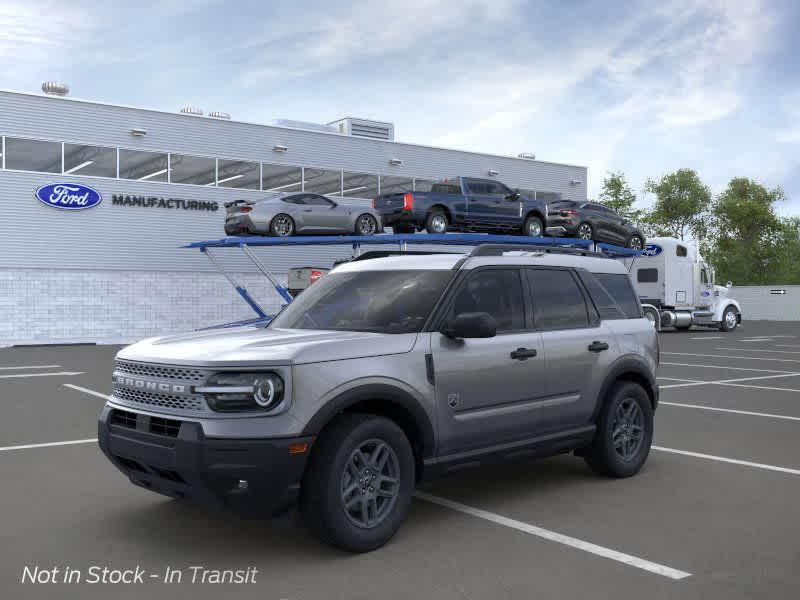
581, 272, 642, 319
637, 268, 658, 283
430, 183, 462, 194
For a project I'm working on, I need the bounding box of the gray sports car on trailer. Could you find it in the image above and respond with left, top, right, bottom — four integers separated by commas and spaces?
225, 193, 383, 237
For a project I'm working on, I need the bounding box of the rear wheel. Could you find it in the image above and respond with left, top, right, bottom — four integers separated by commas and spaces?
577, 222, 594, 240
523, 215, 544, 237
720, 306, 738, 332
584, 382, 653, 478
270, 214, 295, 237
300, 414, 415, 553
425, 209, 449, 234
355, 214, 379, 235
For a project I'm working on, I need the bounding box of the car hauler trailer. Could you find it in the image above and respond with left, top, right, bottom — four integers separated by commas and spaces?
629, 237, 742, 332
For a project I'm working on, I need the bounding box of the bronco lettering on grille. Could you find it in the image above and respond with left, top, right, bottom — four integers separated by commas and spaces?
115, 375, 186, 394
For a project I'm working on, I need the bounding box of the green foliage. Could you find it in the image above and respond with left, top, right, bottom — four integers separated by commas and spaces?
643, 169, 712, 240
598, 171, 640, 220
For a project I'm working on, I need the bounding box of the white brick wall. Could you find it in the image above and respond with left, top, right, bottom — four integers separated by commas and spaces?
1, 269, 288, 346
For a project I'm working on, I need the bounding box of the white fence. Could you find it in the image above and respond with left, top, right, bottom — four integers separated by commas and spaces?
732, 285, 800, 321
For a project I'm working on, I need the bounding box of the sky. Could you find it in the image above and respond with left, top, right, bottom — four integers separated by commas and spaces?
2, 0, 799, 215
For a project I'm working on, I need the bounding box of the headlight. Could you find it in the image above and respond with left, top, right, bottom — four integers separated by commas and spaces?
196, 372, 285, 413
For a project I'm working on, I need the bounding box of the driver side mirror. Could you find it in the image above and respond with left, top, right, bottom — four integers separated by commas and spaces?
506, 189, 521, 201
442, 312, 497, 339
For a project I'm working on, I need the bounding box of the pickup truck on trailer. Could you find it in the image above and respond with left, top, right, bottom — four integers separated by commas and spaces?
373, 177, 548, 237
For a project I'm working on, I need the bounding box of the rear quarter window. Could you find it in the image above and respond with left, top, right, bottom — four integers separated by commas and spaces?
580, 272, 642, 319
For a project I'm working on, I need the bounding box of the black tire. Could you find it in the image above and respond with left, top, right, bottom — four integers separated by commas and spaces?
720, 306, 738, 332
675, 324, 691, 331
576, 222, 594, 240
354, 213, 379, 236
269, 213, 295, 237
627, 234, 644, 250
584, 382, 653, 478
300, 414, 415, 553
523, 215, 544, 237
392, 224, 416, 234
425, 209, 449, 234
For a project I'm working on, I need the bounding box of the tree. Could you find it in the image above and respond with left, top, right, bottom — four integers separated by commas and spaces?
598, 171, 639, 220
705, 178, 787, 285
643, 169, 712, 240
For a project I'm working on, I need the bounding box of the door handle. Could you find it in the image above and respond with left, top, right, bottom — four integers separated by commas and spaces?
303, 209, 313, 212
510, 347, 537, 360
588, 341, 609, 352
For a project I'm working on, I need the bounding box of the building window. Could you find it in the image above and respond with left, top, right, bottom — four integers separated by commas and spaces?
119, 149, 169, 182
262, 163, 302, 192
217, 159, 260, 189
63, 143, 117, 177
304, 167, 342, 196
341, 171, 379, 199
379, 176, 413, 196
4, 137, 61, 173
170, 154, 216, 186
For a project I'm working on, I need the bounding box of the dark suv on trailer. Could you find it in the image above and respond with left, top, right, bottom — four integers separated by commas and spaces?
546, 200, 645, 249
98, 246, 659, 553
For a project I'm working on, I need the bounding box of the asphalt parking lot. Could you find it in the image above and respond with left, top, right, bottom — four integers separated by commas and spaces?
2, 322, 799, 599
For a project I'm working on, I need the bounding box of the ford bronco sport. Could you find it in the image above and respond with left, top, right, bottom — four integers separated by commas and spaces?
98, 245, 659, 552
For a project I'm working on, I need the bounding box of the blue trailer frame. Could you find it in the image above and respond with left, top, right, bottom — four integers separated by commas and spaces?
184, 233, 640, 325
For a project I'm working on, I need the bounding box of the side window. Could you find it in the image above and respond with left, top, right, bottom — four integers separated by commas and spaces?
465, 180, 488, 194
676, 245, 688, 257
701, 269, 708, 284
283, 195, 305, 205
527, 269, 589, 330
593, 273, 642, 318
578, 272, 626, 320
306, 195, 334, 206
637, 268, 658, 283
449, 269, 525, 332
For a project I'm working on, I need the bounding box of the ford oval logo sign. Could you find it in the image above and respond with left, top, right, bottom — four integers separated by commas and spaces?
642, 244, 662, 257
35, 183, 103, 210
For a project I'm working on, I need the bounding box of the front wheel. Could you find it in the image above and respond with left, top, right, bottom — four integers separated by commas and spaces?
584, 382, 653, 478
720, 306, 738, 332
355, 214, 379, 235
300, 414, 415, 553
523, 215, 544, 237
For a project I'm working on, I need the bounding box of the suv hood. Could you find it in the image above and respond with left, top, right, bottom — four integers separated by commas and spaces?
116, 326, 418, 367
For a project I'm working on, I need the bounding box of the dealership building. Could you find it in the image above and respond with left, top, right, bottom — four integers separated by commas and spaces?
0, 85, 588, 345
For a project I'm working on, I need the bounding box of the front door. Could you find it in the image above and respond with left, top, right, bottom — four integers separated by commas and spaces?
464, 179, 519, 228
431, 268, 547, 454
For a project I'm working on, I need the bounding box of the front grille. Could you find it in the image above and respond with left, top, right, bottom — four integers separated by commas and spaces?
115, 360, 206, 382
112, 385, 206, 413
150, 416, 181, 437
110, 409, 137, 430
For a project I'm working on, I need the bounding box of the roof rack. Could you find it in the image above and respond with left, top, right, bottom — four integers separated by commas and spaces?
469, 243, 600, 258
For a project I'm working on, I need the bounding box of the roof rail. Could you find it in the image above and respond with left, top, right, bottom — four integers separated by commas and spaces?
468, 243, 603, 258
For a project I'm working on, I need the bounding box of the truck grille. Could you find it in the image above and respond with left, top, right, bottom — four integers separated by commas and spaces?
115, 360, 206, 382
112, 386, 205, 413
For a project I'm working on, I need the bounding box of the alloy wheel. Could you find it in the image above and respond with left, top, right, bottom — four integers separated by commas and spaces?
357, 215, 377, 235
611, 398, 645, 461
272, 215, 293, 237
340, 439, 401, 529
527, 219, 543, 237
578, 223, 593, 240
725, 309, 737, 329
629, 236, 643, 250
430, 215, 447, 233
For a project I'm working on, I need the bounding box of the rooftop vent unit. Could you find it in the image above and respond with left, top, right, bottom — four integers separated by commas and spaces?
517, 152, 536, 160
328, 117, 395, 141
270, 119, 338, 134
209, 111, 231, 120
180, 106, 204, 116
42, 81, 69, 96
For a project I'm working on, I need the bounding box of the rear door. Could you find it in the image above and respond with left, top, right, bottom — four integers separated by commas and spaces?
525, 268, 616, 430
431, 268, 547, 454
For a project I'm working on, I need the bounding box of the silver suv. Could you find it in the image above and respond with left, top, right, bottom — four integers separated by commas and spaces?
98, 245, 659, 552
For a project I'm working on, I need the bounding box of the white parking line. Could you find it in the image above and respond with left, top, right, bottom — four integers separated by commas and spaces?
660, 362, 794, 374
653, 446, 800, 476
63, 384, 111, 400
660, 372, 800, 389
657, 377, 697, 382
717, 382, 800, 394
0, 438, 96, 453
0, 371, 84, 379
717, 347, 800, 355
0, 364, 61, 370
660, 401, 800, 422
689, 336, 723, 340
662, 352, 800, 364
416, 491, 691, 580
775, 344, 800, 349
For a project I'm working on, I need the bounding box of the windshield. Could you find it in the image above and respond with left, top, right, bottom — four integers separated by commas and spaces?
269, 270, 454, 333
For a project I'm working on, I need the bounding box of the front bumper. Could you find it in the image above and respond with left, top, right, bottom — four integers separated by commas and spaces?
98, 404, 314, 517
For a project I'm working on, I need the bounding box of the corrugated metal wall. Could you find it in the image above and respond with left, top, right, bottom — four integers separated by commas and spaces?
0, 90, 587, 274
